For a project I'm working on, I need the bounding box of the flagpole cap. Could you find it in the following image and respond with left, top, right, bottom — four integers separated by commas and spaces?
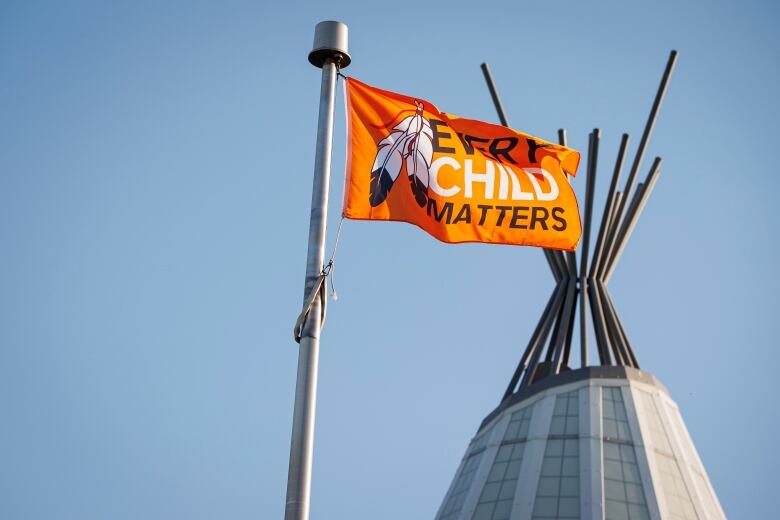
308, 21, 351, 69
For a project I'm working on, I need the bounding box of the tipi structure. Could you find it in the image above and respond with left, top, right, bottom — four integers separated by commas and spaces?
435, 52, 726, 520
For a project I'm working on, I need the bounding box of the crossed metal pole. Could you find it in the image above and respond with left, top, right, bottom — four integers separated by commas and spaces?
480, 52, 677, 399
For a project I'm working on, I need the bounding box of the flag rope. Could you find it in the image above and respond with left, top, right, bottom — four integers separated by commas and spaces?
293, 216, 345, 344
326, 216, 345, 300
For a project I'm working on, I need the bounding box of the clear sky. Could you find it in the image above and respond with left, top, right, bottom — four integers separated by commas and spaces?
1, 1, 777, 518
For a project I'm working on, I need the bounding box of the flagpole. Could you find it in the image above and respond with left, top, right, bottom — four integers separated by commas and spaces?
285, 21, 350, 520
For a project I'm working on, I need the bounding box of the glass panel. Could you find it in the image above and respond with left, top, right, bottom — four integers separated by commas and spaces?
438, 451, 487, 520
605, 500, 629, 520
558, 497, 579, 517
560, 477, 578, 496
546, 439, 564, 456
488, 463, 508, 482
469, 405, 534, 520
472, 428, 492, 453
493, 499, 512, 520
602, 387, 650, 520
438, 424, 495, 520
538, 477, 559, 496
533, 497, 557, 518
495, 445, 512, 463
505, 459, 522, 480
548, 391, 579, 436
503, 405, 533, 442
473, 503, 493, 520
602, 387, 632, 442
656, 453, 698, 520
532, 391, 580, 519
667, 404, 723, 519
639, 391, 698, 520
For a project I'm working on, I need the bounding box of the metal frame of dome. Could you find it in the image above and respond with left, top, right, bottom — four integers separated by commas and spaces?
479, 53, 677, 400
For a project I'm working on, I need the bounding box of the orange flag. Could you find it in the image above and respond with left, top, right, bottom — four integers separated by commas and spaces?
343, 77, 582, 251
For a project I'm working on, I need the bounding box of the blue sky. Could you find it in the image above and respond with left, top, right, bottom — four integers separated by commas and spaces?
1, 1, 777, 518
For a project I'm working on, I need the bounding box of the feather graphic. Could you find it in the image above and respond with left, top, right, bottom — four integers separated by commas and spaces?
405, 111, 433, 207
369, 131, 405, 207
368, 101, 433, 208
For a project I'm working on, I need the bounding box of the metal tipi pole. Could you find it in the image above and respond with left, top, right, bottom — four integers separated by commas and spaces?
285, 21, 350, 520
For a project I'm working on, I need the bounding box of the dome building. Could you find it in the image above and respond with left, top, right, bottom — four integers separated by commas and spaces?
437, 54, 725, 520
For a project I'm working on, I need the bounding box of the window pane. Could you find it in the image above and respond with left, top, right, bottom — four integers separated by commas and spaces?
560, 477, 578, 497
546, 440, 564, 456
559, 497, 579, 517
537, 477, 559, 496
533, 497, 557, 517
488, 462, 508, 482
469, 405, 533, 520
601, 388, 651, 520
473, 502, 494, 520
532, 391, 580, 519
493, 499, 512, 520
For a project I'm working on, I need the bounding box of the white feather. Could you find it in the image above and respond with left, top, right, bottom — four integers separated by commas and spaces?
371, 130, 406, 182
369, 128, 412, 206
392, 114, 417, 133
405, 116, 433, 183
369, 110, 434, 207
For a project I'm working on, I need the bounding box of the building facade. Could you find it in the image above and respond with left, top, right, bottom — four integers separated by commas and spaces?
436, 368, 725, 520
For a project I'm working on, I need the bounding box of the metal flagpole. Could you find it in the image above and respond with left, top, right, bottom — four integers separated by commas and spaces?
285, 21, 350, 520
